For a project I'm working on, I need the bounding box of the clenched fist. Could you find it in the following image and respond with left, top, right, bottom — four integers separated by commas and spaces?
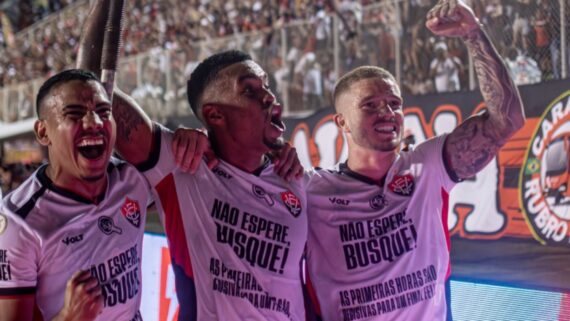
52, 270, 103, 321
426, 0, 481, 38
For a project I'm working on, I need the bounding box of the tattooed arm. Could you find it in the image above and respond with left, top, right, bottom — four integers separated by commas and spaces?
76, 0, 154, 165
111, 92, 154, 165
426, 0, 525, 179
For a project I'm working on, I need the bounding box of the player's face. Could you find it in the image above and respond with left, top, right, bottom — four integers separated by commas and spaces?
205, 60, 285, 153
336, 77, 404, 151
38, 80, 115, 182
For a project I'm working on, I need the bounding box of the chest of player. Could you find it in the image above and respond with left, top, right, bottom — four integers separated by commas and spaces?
310, 168, 436, 219
32, 190, 146, 278
307, 169, 447, 270
174, 163, 308, 277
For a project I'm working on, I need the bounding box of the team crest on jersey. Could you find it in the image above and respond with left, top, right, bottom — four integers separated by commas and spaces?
121, 197, 141, 228
520, 91, 570, 245
388, 173, 415, 196
252, 185, 275, 206
281, 191, 302, 217
98, 216, 122, 235
369, 194, 388, 210
0, 214, 6, 235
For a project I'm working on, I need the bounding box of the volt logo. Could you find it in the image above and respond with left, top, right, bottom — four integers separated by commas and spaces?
329, 197, 350, 206
62, 234, 83, 246
213, 167, 232, 180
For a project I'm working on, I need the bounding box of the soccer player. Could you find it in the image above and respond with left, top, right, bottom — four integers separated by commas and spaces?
0, 70, 150, 321
77, 2, 306, 321
304, 0, 525, 320
126, 51, 307, 321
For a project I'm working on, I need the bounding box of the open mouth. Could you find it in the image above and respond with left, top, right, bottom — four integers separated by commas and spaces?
270, 105, 286, 131
374, 124, 397, 134
77, 137, 106, 160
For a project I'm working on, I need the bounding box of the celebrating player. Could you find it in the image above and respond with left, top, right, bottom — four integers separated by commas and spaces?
77, 1, 306, 320
304, 0, 525, 320
0, 70, 150, 321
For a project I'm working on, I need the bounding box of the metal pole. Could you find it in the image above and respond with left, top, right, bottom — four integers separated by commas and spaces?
281, 27, 289, 113
333, 14, 340, 80
394, 0, 401, 83
561, 0, 567, 79
0, 88, 4, 122
468, 51, 475, 90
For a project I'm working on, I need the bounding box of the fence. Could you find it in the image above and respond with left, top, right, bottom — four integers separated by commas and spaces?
0, 0, 568, 121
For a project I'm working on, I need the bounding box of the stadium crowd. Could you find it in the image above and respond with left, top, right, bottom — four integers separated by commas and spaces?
0, 0, 567, 194
0, 0, 565, 91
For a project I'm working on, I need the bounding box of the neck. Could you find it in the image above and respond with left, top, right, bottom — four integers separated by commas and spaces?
213, 138, 267, 173
46, 165, 107, 203
346, 143, 398, 182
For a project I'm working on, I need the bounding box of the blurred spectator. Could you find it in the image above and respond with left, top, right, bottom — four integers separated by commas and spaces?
0, 0, 565, 112
531, 3, 551, 79
300, 52, 324, 110
447, 37, 468, 89
512, 0, 531, 53
402, 69, 434, 95
505, 46, 542, 85
532, 0, 553, 79
0, 162, 39, 196
430, 42, 462, 93
131, 53, 168, 122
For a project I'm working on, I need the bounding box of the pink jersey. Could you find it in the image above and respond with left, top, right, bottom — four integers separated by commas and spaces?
306, 135, 455, 321
141, 125, 308, 321
0, 160, 149, 321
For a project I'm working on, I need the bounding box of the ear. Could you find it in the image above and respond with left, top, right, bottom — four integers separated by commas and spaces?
34, 120, 50, 146
202, 104, 224, 128
333, 113, 350, 133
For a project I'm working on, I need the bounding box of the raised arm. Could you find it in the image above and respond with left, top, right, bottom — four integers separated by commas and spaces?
426, 0, 525, 180
77, 0, 154, 166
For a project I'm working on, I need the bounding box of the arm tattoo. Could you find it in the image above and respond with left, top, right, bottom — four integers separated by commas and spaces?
446, 28, 524, 179
446, 115, 504, 178
464, 29, 523, 131
112, 97, 146, 144
110, 92, 154, 165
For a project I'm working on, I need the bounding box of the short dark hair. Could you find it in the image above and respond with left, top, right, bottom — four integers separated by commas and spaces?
36, 69, 102, 117
333, 66, 396, 112
187, 50, 252, 121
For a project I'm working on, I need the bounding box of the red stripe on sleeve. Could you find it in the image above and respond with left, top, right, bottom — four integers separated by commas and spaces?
155, 174, 194, 277
441, 188, 452, 279
305, 268, 322, 318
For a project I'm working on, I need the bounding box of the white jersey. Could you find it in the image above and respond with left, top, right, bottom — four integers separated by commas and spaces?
141, 125, 308, 321
306, 135, 455, 321
0, 159, 149, 321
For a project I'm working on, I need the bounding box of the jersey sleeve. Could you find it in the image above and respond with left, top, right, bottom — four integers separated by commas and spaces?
302, 167, 324, 196
0, 208, 40, 296
413, 134, 457, 192
304, 256, 323, 321
137, 123, 178, 187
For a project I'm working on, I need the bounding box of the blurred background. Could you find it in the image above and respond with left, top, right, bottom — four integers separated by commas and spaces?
1, 0, 570, 319
0, 0, 567, 192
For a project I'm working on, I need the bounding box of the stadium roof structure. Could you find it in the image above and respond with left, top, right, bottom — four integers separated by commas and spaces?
0, 118, 35, 141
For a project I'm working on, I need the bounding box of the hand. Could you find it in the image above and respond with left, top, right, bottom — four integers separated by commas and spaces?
271, 142, 304, 181
54, 270, 103, 321
172, 127, 218, 173
426, 0, 481, 38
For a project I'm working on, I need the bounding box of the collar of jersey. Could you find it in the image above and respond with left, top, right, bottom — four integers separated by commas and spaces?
36, 163, 111, 205
218, 154, 271, 177
253, 154, 271, 176
338, 161, 386, 187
